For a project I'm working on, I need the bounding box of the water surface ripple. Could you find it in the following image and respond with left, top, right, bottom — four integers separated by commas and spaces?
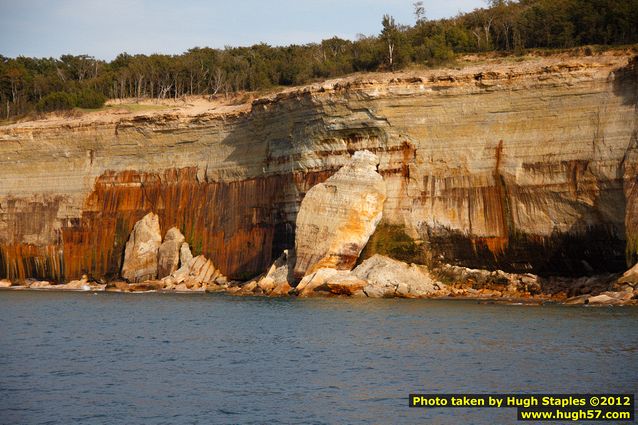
0, 292, 636, 424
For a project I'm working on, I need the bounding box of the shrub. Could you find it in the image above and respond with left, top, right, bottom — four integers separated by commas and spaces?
358, 224, 425, 264
35, 89, 106, 113
423, 34, 455, 65
36, 91, 75, 112
75, 89, 107, 109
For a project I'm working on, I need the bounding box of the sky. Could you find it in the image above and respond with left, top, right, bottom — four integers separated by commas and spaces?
0, 0, 485, 61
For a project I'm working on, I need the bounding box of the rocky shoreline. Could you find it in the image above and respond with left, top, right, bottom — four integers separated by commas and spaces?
2, 253, 636, 305
2, 150, 637, 306
1, 264, 636, 306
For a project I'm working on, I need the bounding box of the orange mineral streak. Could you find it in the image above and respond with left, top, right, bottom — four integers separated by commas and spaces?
0, 243, 62, 283
63, 168, 264, 277
481, 140, 510, 256
0, 195, 66, 282
58, 168, 335, 281
431, 140, 510, 258
0, 168, 336, 282
308, 191, 386, 274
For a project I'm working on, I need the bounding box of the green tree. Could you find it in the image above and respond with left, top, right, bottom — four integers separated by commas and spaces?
1, 0, 637, 120
36, 91, 75, 112
75, 88, 106, 108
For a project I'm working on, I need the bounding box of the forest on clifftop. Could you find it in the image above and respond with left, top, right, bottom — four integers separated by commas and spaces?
1, 0, 637, 119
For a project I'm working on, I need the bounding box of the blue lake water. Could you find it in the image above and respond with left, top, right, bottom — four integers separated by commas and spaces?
0, 291, 636, 424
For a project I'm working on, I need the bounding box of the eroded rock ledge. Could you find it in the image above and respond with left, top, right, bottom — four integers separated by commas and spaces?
293, 150, 386, 278
1, 52, 637, 302
5, 254, 635, 305
8, 150, 635, 305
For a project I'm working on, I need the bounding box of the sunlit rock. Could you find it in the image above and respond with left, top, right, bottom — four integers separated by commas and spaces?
180, 242, 193, 267
352, 255, 447, 298
157, 227, 185, 278
0, 54, 635, 284
161, 254, 225, 290
618, 262, 638, 285
121, 212, 162, 282
294, 150, 386, 279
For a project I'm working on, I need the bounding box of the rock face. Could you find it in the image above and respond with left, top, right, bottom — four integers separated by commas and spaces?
353, 255, 446, 298
618, 262, 638, 285
296, 268, 344, 296
180, 243, 193, 267
587, 292, 633, 305
434, 264, 542, 296
157, 227, 185, 278
296, 268, 367, 297
293, 254, 447, 298
22, 276, 106, 291
161, 255, 224, 290
238, 250, 294, 296
293, 151, 386, 279
0, 52, 636, 283
121, 213, 162, 282
256, 250, 294, 295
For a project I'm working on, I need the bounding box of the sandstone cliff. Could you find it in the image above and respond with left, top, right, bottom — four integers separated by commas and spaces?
293, 150, 386, 279
0, 51, 636, 282
121, 212, 161, 282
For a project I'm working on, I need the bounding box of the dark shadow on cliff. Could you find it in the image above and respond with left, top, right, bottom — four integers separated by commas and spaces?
214, 92, 392, 280
420, 174, 627, 278
613, 55, 638, 107
422, 224, 626, 278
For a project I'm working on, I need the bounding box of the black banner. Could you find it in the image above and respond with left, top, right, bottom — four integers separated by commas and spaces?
408, 394, 634, 422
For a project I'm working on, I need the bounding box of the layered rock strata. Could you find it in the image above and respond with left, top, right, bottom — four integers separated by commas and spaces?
161, 254, 223, 291
293, 150, 386, 279
0, 52, 636, 283
121, 212, 161, 282
158, 227, 186, 278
